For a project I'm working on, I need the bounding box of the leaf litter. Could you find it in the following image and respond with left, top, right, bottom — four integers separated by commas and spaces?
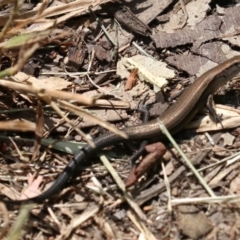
1, 0, 240, 239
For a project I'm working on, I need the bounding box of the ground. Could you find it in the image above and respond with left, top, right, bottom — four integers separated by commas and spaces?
0, 0, 240, 239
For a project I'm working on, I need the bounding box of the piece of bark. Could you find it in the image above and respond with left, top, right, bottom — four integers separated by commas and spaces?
22, 58, 41, 76
114, 5, 152, 36
193, 41, 228, 63
94, 45, 112, 62
166, 53, 209, 76
67, 31, 87, 72
128, 0, 175, 25
152, 4, 240, 50
152, 14, 221, 49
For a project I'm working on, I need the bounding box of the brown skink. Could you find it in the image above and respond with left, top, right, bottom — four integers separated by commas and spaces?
3, 56, 240, 204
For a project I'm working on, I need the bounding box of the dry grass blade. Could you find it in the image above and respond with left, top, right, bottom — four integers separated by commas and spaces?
42, 97, 95, 147
0, 42, 40, 78
127, 210, 157, 240
0, 0, 21, 41
94, 99, 130, 108
158, 119, 216, 197
94, 215, 116, 239
0, 119, 35, 131
99, 154, 147, 222
0, 29, 69, 50
187, 151, 240, 176
0, 0, 112, 29
162, 162, 172, 212
8, 137, 26, 161
0, 79, 94, 105
6, 204, 32, 240
55, 206, 99, 240
59, 100, 128, 139
171, 195, 240, 204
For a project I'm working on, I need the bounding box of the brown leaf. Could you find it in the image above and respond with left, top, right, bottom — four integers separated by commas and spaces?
20, 174, 43, 200
124, 68, 138, 91
125, 142, 166, 187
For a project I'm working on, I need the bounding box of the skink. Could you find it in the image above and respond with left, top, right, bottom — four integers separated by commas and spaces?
4, 56, 240, 204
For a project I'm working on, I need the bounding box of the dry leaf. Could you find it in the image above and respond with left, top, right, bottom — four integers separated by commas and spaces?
14, 72, 71, 90
125, 142, 166, 187
20, 174, 43, 200
125, 68, 138, 90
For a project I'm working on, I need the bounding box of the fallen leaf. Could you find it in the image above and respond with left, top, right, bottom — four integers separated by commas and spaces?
20, 173, 43, 200
125, 142, 166, 187
125, 68, 138, 90
14, 72, 71, 90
